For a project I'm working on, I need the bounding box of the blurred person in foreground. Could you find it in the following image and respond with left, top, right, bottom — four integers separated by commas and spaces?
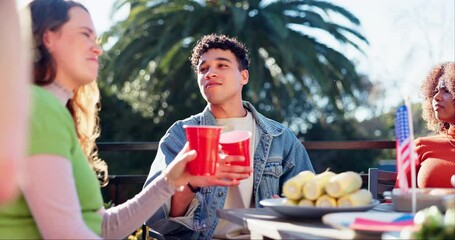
399, 62, 455, 188
144, 34, 314, 239
0, 0, 30, 205
0, 0, 228, 238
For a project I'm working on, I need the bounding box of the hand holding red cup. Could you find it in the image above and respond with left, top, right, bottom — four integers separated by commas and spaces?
219, 130, 252, 170
184, 125, 222, 176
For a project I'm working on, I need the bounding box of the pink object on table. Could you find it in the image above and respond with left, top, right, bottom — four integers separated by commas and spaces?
184, 125, 222, 176
349, 214, 415, 232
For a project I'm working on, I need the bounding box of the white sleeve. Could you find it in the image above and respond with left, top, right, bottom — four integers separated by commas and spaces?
101, 175, 177, 239
21, 155, 101, 239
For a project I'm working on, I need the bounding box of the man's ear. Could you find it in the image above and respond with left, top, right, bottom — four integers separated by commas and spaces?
241, 70, 249, 85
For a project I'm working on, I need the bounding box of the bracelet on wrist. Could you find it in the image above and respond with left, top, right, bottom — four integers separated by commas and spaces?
187, 182, 201, 193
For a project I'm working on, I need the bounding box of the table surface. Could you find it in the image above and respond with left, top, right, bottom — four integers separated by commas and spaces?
217, 203, 397, 239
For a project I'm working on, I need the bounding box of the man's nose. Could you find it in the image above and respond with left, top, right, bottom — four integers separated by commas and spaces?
204, 68, 218, 79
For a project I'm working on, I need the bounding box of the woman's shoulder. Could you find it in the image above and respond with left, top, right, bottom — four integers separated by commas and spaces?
415, 134, 444, 142
30, 86, 74, 138
28, 86, 76, 157
32, 85, 59, 107
31, 85, 72, 121
414, 134, 446, 149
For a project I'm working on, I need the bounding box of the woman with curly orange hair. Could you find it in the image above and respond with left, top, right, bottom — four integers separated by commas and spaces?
405, 62, 455, 188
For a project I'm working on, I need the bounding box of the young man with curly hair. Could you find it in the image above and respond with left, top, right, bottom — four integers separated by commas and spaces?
144, 34, 314, 239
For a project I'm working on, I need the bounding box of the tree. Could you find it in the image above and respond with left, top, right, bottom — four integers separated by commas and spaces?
99, 0, 370, 136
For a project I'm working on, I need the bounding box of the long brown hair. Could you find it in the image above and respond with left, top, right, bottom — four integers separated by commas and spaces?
420, 62, 455, 134
29, 0, 107, 186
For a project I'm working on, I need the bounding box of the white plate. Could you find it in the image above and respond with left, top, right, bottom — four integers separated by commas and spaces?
259, 198, 379, 218
322, 212, 410, 234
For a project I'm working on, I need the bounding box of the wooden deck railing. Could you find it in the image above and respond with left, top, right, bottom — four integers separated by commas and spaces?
98, 140, 395, 152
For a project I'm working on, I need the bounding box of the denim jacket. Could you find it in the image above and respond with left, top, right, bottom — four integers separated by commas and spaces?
144, 101, 314, 239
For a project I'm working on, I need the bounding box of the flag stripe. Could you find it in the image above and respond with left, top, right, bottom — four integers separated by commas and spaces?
395, 105, 413, 192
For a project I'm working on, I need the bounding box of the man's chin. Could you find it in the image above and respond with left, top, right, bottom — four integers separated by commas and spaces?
204, 95, 219, 104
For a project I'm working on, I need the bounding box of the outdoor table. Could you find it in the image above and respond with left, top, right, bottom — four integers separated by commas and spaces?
216, 203, 396, 239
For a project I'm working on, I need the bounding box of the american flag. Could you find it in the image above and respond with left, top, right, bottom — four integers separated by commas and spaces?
395, 105, 413, 192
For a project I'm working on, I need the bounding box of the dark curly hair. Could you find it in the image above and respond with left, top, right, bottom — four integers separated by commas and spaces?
190, 34, 250, 72
420, 62, 455, 134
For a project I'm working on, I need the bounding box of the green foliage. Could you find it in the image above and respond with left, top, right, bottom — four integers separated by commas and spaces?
301, 117, 389, 174
97, 87, 161, 174
300, 102, 430, 174
96, 0, 417, 203
99, 0, 370, 136
408, 206, 455, 239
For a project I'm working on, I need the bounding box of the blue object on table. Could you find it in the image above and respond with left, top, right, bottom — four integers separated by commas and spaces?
393, 214, 414, 222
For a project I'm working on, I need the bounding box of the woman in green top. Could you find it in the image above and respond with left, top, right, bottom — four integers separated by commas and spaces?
0, 0, 248, 238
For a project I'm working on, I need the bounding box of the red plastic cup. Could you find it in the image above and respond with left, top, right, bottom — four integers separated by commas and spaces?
219, 130, 252, 168
184, 125, 223, 176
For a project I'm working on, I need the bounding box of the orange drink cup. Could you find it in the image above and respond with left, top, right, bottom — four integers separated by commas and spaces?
184, 125, 222, 176
219, 130, 252, 168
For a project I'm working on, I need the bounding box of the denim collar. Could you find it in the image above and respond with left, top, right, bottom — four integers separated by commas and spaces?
198, 101, 283, 137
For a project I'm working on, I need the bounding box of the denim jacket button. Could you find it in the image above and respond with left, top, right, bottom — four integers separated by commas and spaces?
218, 191, 224, 197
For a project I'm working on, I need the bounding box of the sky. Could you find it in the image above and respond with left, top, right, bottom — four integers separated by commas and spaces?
331, 0, 455, 118
18, 0, 455, 119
